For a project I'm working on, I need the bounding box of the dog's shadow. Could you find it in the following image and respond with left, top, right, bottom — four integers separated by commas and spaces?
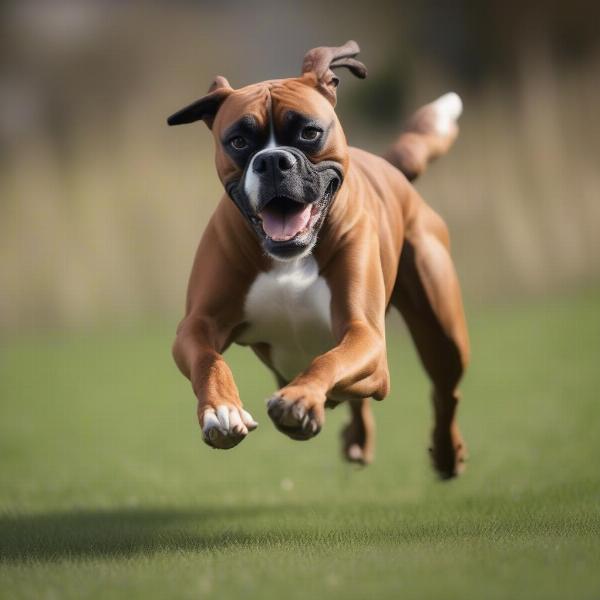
0, 504, 301, 563
0, 501, 433, 563
3, 483, 591, 564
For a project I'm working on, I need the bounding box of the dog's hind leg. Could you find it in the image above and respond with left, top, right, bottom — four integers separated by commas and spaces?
391, 208, 470, 479
340, 398, 375, 465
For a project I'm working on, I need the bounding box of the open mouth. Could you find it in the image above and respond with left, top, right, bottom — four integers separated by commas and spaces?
259, 197, 319, 242
257, 181, 337, 243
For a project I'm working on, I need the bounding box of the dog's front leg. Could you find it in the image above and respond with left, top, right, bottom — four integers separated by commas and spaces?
173, 316, 258, 449
267, 321, 388, 439
268, 223, 390, 440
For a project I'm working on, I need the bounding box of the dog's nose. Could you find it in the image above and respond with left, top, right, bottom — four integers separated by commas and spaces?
252, 150, 296, 176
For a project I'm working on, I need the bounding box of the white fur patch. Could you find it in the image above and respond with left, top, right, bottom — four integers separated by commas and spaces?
242, 112, 296, 210
237, 256, 334, 381
431, 92, 463, 136
243, 138, 277, 209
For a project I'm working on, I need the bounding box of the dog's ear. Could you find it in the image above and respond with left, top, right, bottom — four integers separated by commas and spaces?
301, 41, 367, 106
167, 76, 233, 128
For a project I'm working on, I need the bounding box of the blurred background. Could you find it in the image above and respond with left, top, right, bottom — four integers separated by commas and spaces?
1, 0, 599, 332
2, 3, 600, 597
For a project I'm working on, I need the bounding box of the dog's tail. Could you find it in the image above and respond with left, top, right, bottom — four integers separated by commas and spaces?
383, 92, 463, 181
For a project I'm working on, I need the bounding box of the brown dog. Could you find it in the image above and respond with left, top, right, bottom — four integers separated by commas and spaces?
168, 41, 469, 478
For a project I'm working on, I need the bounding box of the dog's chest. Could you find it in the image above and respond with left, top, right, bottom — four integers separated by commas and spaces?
236, 256, 335, 381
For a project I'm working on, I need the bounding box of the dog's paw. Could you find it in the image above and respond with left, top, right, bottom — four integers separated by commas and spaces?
267, 385, 325, 441
341, 421, 374, 466
200, 405, 258, 450
429, 423, 467, 479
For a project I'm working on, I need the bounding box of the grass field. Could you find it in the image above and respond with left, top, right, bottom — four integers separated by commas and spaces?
1, 289, 600, 599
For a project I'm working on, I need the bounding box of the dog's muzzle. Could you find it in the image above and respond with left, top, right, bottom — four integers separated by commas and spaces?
227, 147, 342, 259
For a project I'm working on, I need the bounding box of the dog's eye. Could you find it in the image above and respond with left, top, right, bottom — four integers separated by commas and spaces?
230, 136, 248, 150
300, 126, 321, 141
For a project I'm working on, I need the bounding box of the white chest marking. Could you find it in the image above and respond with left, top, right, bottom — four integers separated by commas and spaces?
237, 256, 334, 381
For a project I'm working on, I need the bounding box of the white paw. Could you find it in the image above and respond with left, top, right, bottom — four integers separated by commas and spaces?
201, 405, 258, 449
431, 92, 463, 135
347, 444, 364, 462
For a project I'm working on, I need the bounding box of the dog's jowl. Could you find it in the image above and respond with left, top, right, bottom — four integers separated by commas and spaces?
168, 41, 469, 478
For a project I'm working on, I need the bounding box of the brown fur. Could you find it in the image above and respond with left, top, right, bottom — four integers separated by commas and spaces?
171, 69, 469, 478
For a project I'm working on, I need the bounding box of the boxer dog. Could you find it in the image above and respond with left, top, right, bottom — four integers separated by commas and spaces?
168, 41, 469, 478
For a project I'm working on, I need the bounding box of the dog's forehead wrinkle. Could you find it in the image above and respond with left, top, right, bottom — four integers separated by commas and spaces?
218, 83, 270, 131
282, 109, 329, 128
222, 114, 260, 139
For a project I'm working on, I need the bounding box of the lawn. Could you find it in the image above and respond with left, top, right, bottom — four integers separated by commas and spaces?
1, 289, 599, 599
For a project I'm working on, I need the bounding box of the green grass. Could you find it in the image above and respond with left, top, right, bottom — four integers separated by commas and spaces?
1, 289, 600, 599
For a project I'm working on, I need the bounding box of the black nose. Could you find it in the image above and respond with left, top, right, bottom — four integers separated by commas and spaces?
252, 150, 296, 176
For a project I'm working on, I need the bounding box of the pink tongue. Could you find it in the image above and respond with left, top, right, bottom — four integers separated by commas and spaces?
260, 204, 312, 241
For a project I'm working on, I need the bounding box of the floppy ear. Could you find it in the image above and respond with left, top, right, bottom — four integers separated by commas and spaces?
301, 40, 367, 106
167, 76, 233, 128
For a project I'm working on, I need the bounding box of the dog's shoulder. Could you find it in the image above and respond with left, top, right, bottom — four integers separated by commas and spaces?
348, 146, 411, 191
346, 146, 414, 215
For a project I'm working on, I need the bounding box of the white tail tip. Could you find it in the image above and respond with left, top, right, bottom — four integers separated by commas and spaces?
431, 92, 463, 136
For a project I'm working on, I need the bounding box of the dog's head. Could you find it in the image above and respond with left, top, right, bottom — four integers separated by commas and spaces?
168, 41, 367, 260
